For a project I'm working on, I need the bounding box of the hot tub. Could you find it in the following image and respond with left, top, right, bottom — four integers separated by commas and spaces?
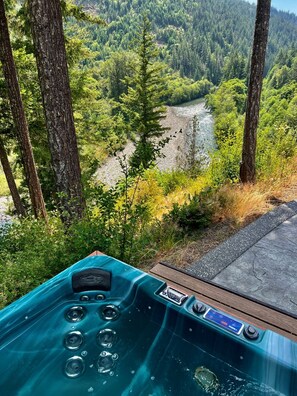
0, 255, 296, 395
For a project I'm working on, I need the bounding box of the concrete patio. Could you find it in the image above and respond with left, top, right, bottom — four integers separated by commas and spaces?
186, 201, 297, 317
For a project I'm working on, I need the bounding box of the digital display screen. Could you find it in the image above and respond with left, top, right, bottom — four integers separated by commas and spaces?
204, 309, 244, 335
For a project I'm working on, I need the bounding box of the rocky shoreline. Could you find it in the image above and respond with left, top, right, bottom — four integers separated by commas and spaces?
0, 102, 211, 214
0, 105, 196, 217
95, 105, 195, 186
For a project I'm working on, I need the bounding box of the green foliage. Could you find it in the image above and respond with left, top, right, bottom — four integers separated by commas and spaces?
166, 76, 213, 105
207, 79, 247, 116
267, 49, 297, 89
156, 169, 191, 195
256, 53, 297, 179
0, 173, 10, 196
204, 79, 245, 186
206, 79, 247, 148
208, 132, 243, 185
74, 0, 297, 84
0, 168, 21, 197
121, 16, 169, 170
0, 217, 68, 307
222, 51, 247, 81
100, 51, 137, 102
166, 192, 213, 232
0, 77, 14, 137
257, 125, 297, 178
207, 49, 297, 184
99, 51, 213, 107
84, 176, 150, 261
61, 0, 106, 25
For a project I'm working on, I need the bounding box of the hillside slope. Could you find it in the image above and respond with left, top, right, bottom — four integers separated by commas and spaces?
75, 0, 297, 83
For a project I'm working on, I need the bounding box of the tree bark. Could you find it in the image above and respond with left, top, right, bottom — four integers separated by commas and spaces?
240, 0, 271, 183
0, 0, 47, 219
29, 0, 85, 222
0, 137, 26, 217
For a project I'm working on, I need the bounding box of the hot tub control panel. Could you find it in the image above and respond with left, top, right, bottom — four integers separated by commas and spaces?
159, 286, 188, 305
203, 308, 244, 335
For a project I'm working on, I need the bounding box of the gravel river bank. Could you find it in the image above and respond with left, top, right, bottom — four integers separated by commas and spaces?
0, 100, 215, 217
96, 99, 215, 186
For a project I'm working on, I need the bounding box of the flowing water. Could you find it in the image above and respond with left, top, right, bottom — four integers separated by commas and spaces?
96, 98, 215, 185
172, 98, 216, 165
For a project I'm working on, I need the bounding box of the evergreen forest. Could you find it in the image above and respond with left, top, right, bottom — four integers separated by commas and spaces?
0, 0, 297, 308
75, 0, 297, 83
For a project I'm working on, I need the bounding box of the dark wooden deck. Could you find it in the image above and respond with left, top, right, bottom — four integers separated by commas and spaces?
150, 263, 297, 342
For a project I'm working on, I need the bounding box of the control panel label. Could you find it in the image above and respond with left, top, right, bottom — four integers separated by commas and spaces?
203, 309, 244, 335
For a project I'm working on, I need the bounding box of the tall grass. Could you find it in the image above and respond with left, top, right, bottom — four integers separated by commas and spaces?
214, 183, 273, 224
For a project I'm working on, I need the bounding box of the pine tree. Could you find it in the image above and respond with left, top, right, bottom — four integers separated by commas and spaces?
102, 51, 135, 103
222, 52, 246, 81
28, 0, 85, 222
0, 0, 47, 219
240, 0, 271, 183
121, 16, 168, 171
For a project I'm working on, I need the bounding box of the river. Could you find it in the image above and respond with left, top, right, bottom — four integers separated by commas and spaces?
95, 98, 215, 185
0, 99, 215, 216
172, 98, 215, 166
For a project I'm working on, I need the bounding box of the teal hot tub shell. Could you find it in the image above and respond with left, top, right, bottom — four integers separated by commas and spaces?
0, 255, 296, 395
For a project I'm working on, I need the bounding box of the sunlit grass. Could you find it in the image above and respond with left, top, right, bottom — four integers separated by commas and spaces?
0, 172, 11, 196
263, 156, 297, 202
141, 155, 297, 269
129, 155, 297, 228
130, 169, 209, 220
0, 169, 21, 197
213, 183, 273, 224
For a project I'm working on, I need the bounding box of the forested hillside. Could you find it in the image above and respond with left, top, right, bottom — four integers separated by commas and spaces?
205, 48, 297, 184
75, 0, 297, 83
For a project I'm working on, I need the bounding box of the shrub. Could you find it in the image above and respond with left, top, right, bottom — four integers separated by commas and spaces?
156, 169, 190, 195
166, 191, 213, 232
0, 217, 68, 308
207, 133, 242, 186
257, 125, 297, 179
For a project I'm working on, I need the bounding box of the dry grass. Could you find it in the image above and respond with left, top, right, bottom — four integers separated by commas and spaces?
212, 158, 297, 225
214, 183, 273, 224
142, 158, 297, 271
142, 221, 239, 271
265, 157, 297, 202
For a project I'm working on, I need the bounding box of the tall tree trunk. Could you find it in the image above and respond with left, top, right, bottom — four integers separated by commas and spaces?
240, 0, 271, 183
0, 0, 47, 219
0, 136, 26, 217
29, 0, 85, 222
